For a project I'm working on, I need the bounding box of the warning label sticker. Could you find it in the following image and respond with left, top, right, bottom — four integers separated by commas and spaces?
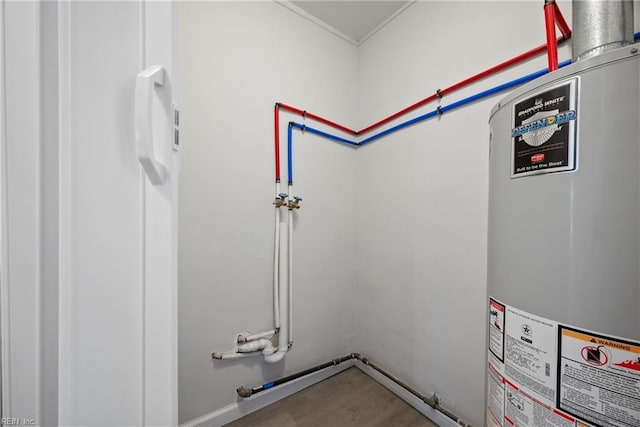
490, 298, 506, 362
511, 77, 578, 178
487, 298, 640, 427
558, 327, 640, 427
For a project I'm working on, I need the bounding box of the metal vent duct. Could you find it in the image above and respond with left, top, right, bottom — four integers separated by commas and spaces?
572, 0, 634, 62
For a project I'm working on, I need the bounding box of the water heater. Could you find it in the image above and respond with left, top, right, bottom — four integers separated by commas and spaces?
486, 44, 640, 427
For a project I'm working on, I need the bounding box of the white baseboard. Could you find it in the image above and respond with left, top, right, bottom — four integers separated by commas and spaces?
355, 361, 462, 427
180, 360, 355, 427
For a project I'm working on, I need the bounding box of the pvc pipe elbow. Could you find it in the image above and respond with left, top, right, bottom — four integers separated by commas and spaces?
238, 330, 276, 343
237, 341, 262, 353
261, 340, 276, 355
238, 338, 274, 354
263, 348, 287, 364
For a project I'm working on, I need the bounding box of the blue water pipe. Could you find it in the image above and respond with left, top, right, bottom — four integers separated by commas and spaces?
286, 32, 640, 180
290, 122, 358, 146
288, 59, 573, 159
287, 122, 293, 184
288, 122, 359, 185
359, 59, 572, 146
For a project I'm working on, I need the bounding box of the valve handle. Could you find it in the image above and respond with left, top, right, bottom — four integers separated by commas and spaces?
293, 196, 303, 202
278, 193, 289, 199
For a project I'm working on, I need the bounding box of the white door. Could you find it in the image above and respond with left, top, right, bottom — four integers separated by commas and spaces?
1, 1, 178, 425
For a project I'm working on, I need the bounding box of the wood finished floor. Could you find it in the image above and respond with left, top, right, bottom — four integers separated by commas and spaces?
225, 367, 438, 427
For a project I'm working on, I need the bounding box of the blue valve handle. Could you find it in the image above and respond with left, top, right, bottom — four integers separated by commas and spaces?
278, 193, 288, 199
293, 196, 303, 202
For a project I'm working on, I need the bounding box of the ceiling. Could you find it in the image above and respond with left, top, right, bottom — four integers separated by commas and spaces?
281, 1, 412, 45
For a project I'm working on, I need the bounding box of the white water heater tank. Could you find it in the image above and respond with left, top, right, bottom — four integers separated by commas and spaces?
486, 45, 640, 427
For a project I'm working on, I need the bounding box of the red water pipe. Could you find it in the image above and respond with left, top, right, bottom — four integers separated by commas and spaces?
544, 0, 559, 71
273, 19, 572, 172
275, 102, 355, 179
278, 103, 357, 135
357, 36, 568, 135
357, 94, 440, 135
553, 2, 571, 39
274, 104, 281, 181
439, 38, 565, 96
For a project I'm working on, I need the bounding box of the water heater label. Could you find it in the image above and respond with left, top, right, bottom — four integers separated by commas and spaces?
511, 78, 578, 178
489, 298, 506, 362
487, 298, 574, 427
558, 326, 640, 427
487, 298, 640, 427
488, 363, 506, 427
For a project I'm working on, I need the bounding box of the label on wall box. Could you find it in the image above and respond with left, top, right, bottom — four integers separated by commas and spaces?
511, 77, 578, 178
486, 297, 640, 427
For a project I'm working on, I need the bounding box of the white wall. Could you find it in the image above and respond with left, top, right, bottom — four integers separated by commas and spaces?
177, 2, 358, 423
